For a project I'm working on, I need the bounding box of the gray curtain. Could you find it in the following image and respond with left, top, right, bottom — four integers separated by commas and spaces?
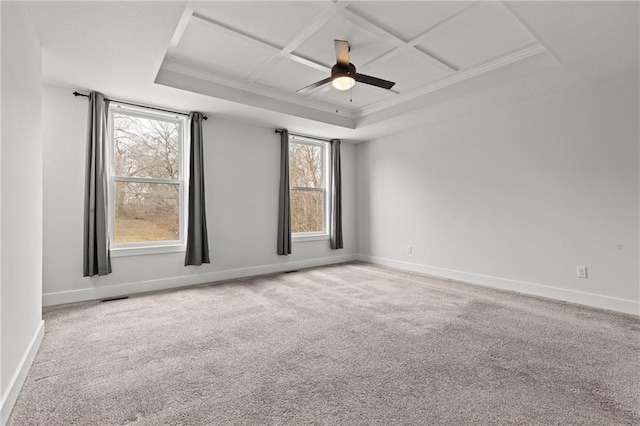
185, 112, 210, 266
83, 92, 112, 276
330, 139, 343, 249
277, 129, 291, 255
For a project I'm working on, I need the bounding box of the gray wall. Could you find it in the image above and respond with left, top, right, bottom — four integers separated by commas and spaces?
356, 77, 639, 314
42, 85, 357, 305
1, 2, 44, 423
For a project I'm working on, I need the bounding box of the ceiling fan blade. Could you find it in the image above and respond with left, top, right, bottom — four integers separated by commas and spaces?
355, 73, 396, 90
334, 39, 350, 67
296, 77, 332, 94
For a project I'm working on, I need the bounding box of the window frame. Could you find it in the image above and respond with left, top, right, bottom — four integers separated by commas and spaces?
107, 103, 189, 257
289, 135, 331, 241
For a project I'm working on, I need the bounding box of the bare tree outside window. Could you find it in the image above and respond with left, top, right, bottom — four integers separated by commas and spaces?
111, 111, 182, 243
289, 141, 325, 233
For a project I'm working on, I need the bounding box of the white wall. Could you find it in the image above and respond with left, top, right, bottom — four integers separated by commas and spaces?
0, 3, 45, 424
42, 84, 357, 305
357, 77, 639, 315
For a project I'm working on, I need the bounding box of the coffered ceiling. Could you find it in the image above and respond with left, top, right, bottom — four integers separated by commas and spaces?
158, 1, 550, 128
26, 1, 639, 141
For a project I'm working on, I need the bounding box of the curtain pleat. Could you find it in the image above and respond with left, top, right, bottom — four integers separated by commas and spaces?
83, 92, 112, 276
185, 112, 211, 266
330, 139, 343, 249
277, 129, 292, 255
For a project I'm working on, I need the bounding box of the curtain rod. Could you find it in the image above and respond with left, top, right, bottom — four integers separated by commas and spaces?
73, 91, 208, 120
274, 129, 332, 143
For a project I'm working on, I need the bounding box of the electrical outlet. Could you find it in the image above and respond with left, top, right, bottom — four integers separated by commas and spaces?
407, 246, 413, 254
576, 266, 588, 278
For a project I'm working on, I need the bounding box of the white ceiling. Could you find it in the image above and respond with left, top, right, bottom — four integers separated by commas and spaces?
27, 1, 639, 142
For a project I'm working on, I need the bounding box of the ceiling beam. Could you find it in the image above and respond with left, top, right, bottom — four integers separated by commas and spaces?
359, 48, 401, 70
192, 13, 281, 54
351, 3, 480, 72
165, 1, 195, 60
286, 56, 331, 74
248, 1, 349, 83
358, 42, 547, 118
406, 1, 479, 48
280, 1, 350, 57
247, 56, 281, 83
338, 8, 458, 73
191, 12, 332, 84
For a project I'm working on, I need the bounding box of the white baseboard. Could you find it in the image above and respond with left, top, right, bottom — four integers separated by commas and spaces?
0, 320, 45, 426
43, 254, 358, 307
43, 253, 639, 315
359, 255, 639, 316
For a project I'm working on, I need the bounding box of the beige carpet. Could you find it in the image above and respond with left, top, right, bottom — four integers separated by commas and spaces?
8, 262, 640, 425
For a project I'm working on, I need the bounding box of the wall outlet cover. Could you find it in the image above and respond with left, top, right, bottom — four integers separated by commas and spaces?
576, 266, 588, 278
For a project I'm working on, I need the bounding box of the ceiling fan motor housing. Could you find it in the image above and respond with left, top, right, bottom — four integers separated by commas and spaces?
332, 62, 357, 79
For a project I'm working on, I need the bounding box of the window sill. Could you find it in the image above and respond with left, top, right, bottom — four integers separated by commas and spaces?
111, 244, 185, 258
292, 234, 330, 242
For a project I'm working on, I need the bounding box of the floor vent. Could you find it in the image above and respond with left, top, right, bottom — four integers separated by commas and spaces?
101, 296, 130, 302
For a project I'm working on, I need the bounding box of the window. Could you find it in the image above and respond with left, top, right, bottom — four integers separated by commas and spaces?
289, 136, 330, 238
108, 104, 187, 254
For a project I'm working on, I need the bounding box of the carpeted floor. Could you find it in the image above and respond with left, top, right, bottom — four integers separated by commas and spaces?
8, 262, 640, 425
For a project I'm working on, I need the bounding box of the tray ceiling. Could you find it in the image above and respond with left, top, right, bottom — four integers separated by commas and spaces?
157, 1, 553, 129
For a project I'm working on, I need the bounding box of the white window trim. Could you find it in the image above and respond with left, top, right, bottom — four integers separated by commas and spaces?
107, 103, 189, 257
292, 233, 331, 242
111, 244, 186, 258
289, 135, 331, 239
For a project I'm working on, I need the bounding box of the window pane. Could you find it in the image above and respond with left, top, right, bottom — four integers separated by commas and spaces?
114, 181, 179, 243
290, 143, 322, 188
113, 113, 180, 179
291, 189, 323, 233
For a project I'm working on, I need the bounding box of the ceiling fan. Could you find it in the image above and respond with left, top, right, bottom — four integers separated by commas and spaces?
297, 40, 396, 94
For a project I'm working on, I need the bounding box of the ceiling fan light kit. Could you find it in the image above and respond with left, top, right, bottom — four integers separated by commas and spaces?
332, 76, 355, 90
331, 63, 356, 90
297, 39, 395, 94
